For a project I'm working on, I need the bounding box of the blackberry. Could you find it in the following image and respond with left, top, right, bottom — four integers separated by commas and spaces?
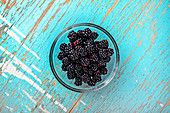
76, 70, 83, 78
90, 54, 99, 62
80, 58, 90, 66
82, 73, 90, 83
87, 79, 96, 86
91, 32, 98, 40
99, 49, 107, 58
85, 38, 94, 45
88, 70, 94, 76
67, 64, 74, 72
58, 52, 66, 60
95, 70, 101, 76
98, 60, 106, 67
79, 47, 88, 57
67, 71, 75, 79
62, 57, 70, 66
83, 67, 88, 73
85, 45, 95, 54
84, 28, 92, 37
59, 43, 67, 51
91, 64, 98, 72
75, 64, 82, 71
74, 77, 82, 86
100, 67, 107, 75
73, 38, 82, 46
93, 75, 101, 82
68, 30, 77, 38
77, 30, 84, 37
99, 40, 108, 49
64, 46, 72, 54
61, 64, 67, 71
107, 48, 114, 56
70, 53, 79, 60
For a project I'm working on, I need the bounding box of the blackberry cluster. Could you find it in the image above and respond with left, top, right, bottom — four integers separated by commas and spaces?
58, 28, 114, 86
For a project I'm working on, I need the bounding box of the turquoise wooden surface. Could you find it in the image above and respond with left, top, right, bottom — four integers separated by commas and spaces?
0, 0, 169, 112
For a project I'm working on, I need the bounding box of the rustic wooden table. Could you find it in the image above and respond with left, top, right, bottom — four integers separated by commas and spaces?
0, 0, 169, 112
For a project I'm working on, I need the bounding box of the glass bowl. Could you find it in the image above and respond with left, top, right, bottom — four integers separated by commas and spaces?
49, 23, 120, 93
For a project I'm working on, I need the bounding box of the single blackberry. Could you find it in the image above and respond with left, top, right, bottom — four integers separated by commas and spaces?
87, 79, 96, 86
74, 77, 82, 86
93, 75, 101, 82
62, 57, 70, 66
85, 45, 95, 54
82, 73, 90, 83
88, 70, 94, 76
91, 64, 98, 72
58, 52, 66, 60
82, 67, 88, 73
59, 43, 67, 51
67, 64, 74, 72
67, 71, 75, 79
75, 64, 82, 71
64, 46, 72, 54
100, 67, 107, 75
69, 36, 76, 42
107, 48, 114, 56
77, 30, 84, 37
83, 28, 92, 37
68, 30, 77, 38
61, 64, 67, 71
79, 47, 88, 57
98, 60, 106, 67
99, 40, 108, 49
70, 53, 79, 60
80, 58, 90, 66
99, 49, 107, 58
69, 49, 74, 55
73, 38, 82, 46
91, 32, 98, 40
68, 43, 74, 48
76, 70, 83, 78
90, 54, 99, 62
85, 38, 94, 45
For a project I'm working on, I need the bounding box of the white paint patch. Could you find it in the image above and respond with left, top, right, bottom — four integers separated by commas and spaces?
2, 73, 8, 78
80, 100, 86, 105
0, 46, 42, 84
9, 80, 12, 83
0, 48, 67, 112
0, 23, 40, 60
160, 103, 164, 107
25, 105, 31, 111
136, 80, 138, 82
31, 65, 41, 72
22, 90, 50, 113
0, 15, 12, 26
5, 92, 9, 96
5, 106, 13, 111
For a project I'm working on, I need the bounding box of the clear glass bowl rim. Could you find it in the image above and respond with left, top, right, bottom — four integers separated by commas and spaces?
49, 23, 120, 93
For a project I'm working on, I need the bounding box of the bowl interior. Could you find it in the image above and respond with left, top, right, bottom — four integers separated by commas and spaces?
50, 24, 119, 92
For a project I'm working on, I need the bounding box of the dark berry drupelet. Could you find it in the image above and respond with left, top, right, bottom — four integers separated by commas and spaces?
59, 43, 67, 51
82, 67, 88, 73
73, 38, 82, 46
62, 57, 70, 66
67, 64, 74, 72
98, 60, 106, 67
70, 53, 79, 61
58, 52, 66, 60
64, 46, 72, 54
83, 28, 92, 37
90, 54, 99, 62
75, 64, 82, 71
93, 75, 102, 82
74, 77, 82, 86
68, 30, 77, 38
79, 47, 88, 57
76, 70, 83, 78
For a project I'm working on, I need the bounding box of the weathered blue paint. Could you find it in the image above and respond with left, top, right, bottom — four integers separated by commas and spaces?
0, 0, 169, 112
